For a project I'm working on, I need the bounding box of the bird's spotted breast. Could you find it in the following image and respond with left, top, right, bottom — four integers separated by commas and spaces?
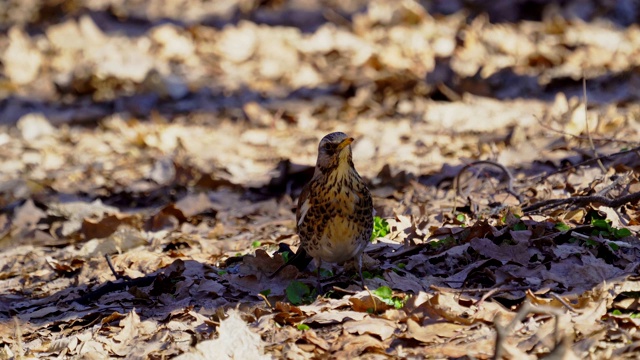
299, 174, 370, 263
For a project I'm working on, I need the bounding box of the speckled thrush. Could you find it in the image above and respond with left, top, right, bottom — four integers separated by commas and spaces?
294, 132, 373, 291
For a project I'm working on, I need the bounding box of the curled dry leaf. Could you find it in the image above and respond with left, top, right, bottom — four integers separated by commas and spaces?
405, 319, 468, 343
342, 317, 398, 341
175, 310, 270, 360
305, 310, 367, 325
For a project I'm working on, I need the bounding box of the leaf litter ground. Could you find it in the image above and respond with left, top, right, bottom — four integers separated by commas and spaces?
1, 1, 640, 359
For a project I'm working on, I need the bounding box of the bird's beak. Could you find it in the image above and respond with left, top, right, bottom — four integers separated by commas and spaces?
336, 137, 354, 151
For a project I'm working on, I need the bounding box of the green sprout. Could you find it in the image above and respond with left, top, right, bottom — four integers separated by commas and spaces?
554, 222, 571, 231
281, 251, 290, 263
428, 236, 456, 250
319, 268, 333, 277
373, 286, 405, 309
512, 222, 527, 231
371, 216, 390, 241
286, 281, 315, 305
591, 218, 632, 239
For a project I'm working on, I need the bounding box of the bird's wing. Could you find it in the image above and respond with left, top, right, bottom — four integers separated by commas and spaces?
296, 183, 312, 230
356, 184, 373, 212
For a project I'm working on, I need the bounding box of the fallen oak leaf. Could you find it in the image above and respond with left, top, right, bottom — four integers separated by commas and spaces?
45, 257, 84, 275
274, 301, 305, 326
469, 237, 531, 266
331, 333, 385, 358
305, 310, 367, 325
175, 309, 270, 360
405, 319, 468, 343
349, 291, 393, 313
112, 308, 141, 343
300, 329, 330, 351
343, 317, 398, 341
420, 292, 516, 325
174, 192, 215, 218
81, 213, 138, 240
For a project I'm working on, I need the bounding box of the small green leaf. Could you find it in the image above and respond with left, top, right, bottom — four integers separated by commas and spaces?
611, 309, 622, 316
429, 236, 455, 249
281, 251, 290, 263
373, 286, 405, 308
585, 239, 598, 247
555, 222, 571, 231
513, 222, 527, 231
286, 281, 311, 305
456, 213, 466, 223
615, 228, 632, 238
296, 323, 310, 331
362, 271, 375, 279
251, 241, 261, 248
393, 299, 404, 309
217, 270, 227, 275
371, 216, 390, 241
373, 286, 393, 300
260, 289, 271, 297
397, 263, 406, 269
608, 242, 620, 251
319, 268, 333, 277
591, 219, 611, 230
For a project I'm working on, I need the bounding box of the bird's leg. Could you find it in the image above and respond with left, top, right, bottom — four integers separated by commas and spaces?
315, 258, 323, 294
356, 253, 366, 289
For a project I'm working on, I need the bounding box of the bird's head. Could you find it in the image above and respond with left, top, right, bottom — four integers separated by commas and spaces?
315, 132, 354, 174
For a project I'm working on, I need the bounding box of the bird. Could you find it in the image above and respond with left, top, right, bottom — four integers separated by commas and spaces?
270, 132, 373, 292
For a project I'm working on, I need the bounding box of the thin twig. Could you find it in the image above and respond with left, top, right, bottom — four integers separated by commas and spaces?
331, 286, 358, 295
70, 275, 157, 304
105, 254, 129, 280
15, 317, 23, 359
533, 114, 639, 145
430, 285, 531, 294
595, 171, 631, 197
454, 160, 523, 203
69, 254, 157, 304
522, 190, 640, 213
549, 292, 578, 314
475, 287, 503, 309
258, 293, 272, 309
531, 146, 640, 182
436, 83, 462, 102
582, 75, 607, 174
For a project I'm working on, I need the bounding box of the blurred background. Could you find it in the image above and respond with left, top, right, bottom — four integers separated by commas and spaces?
1, 0, 639, 225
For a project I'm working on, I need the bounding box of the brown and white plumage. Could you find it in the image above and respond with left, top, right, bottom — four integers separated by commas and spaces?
296, 132, 373, 291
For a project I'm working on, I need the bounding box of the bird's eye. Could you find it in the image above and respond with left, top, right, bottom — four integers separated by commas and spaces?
323, 143, 333, 151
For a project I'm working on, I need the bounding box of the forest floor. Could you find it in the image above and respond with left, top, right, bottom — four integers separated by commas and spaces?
1, 0, 640, 358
